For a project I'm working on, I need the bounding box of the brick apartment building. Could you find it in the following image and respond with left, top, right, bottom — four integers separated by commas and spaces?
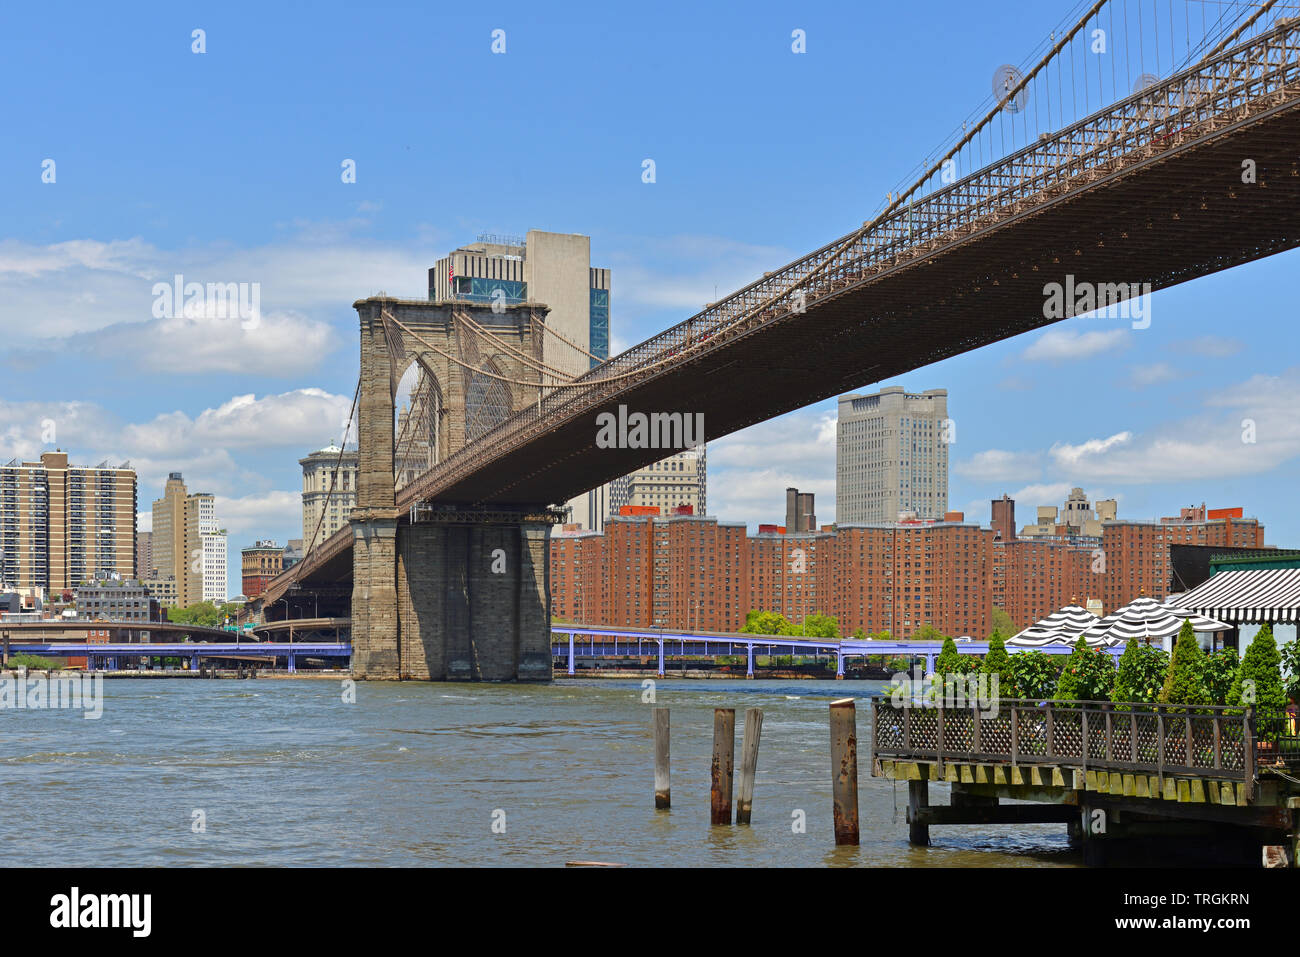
550, 502, 1269, 638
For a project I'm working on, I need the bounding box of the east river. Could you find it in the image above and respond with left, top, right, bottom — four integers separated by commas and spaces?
0, 677, 1078, 866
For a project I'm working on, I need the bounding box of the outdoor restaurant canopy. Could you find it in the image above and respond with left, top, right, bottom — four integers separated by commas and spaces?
1168, 568, 1300, 625
1007, 603, 1101, 647
1083, 595, 1230, 646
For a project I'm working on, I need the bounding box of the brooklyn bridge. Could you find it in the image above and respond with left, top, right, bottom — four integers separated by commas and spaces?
249, 5, 1300, 680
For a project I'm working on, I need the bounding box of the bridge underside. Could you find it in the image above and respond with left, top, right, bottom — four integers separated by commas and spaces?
414, 101, 1300, 506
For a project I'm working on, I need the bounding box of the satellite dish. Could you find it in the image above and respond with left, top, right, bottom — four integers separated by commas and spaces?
1133, 73, 1159, 94
993, 64, 1028, 113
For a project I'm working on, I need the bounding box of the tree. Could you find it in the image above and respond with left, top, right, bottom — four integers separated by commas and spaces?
1054, 636, 1115, 703
991, 607, 1014, 637
1201, 647, 1240, 706
1111, 639, 1169, 704
741, 610, 793, 636
1278, 635, 1300, 704
800, 613, 839, 639
981, 631, 1014, 697
168, 601, 223, 627
1008, 650, 1059, 700
1229, 624, 1288, 740
1160, 621, 1209, 708
912, 622, 948, 643
934, 636, 965, 677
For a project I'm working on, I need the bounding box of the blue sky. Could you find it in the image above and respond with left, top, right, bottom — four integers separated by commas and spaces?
1, 0, 1297, 597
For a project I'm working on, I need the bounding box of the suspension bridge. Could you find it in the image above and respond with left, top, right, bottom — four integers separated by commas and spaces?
249, 1, 1300, 680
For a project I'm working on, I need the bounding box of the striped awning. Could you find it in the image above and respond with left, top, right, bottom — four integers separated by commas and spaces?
1168, 568, 1300, 624
1008, 603, 1101, 647
1084, 595, 1230, 645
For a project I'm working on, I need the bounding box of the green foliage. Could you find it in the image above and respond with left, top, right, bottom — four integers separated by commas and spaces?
981, 632, 1014, 695
1229, 625, 1288, 740
934, 636, 966, 677
886, 656, 913, 673
1201, 647, 1240, 706
800, 613, 839, 639
991, 607, 1014, 637
1160, 621, 1209, 708
1007, 650, 1059, 700
852, 627, 866, 641
741, 610, 794, 636
5, 653, 64, 670
874, 629, 892, 641
1278, 635, 1300, 704
912, 622, 948, 643
1054, 636, 1115, 703
1111, 639, 1170, 704
168, 601, 242, 627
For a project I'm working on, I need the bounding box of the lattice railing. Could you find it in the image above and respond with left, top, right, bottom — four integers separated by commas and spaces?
871, 698, 1263, 787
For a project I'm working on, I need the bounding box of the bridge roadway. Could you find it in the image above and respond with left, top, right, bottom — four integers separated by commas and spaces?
264, 21, 1300, 613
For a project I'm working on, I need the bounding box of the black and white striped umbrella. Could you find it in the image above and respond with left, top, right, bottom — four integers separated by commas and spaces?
1007, 603, 1101, 647
1083, 595, 1230, 646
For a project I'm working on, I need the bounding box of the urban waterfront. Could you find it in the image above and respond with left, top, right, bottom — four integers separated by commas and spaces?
0, 678, 1075, 867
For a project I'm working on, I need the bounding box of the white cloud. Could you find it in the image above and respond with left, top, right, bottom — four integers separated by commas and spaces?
1049, 432, 1133, 469
1172, 335, 1243, 358
213, 490, 304, 537
1123, 361, 1180, 388
954, 449, 1041, 482
708, 408, 837, 525
1022, 327, 1127, 361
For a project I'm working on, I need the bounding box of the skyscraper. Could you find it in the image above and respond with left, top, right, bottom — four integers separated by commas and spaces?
151, 473, 226, 606
432, 230, 613, 527
608, 448, 707, 522
836, 387, 949, 525
300, 443, 358, 550
0, 451, 136, 593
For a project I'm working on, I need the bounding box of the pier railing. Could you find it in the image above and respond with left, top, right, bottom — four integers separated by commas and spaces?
870, 698, 1271, 788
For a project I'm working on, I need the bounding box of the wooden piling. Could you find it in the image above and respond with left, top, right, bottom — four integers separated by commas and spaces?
654, 707, 671, 809
710, 708, 735, 825
830, 698, 859, 845
908, 779, 930, 846
736, 707, 763, 825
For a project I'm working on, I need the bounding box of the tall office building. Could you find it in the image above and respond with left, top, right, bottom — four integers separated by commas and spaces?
836, 386, 949, 524
0, 451, 136, 593
300, 443, 359, 551
151, 473, 226, 607
608, 448, 707, 521
135, 530, 153, 579
785, 487, 816, 532
432, 230, 612, 526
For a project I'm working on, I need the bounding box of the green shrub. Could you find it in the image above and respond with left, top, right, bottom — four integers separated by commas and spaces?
1111, 639, 1169, 704
1229, 624, 1288, 741
981, 632, 1014, 698
934, 636, 966, 677
1160, 621, 1209, 709
1007, 650, 1059, 700
1202, 647, 1240, 706
1278, 635, 1300, 704
5, 653, 64, 670
1054, 636, 1115, 703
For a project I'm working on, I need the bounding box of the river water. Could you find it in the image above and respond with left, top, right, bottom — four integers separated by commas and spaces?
0, 677, 1079, 867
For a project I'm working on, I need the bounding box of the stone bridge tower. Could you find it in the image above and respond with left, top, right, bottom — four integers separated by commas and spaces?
350, 296, 561, 681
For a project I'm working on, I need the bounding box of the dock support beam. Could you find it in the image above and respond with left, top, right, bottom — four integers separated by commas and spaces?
908, 779, 930, 846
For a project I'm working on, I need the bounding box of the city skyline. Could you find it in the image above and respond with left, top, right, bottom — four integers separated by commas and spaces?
1, 1, 1296, 598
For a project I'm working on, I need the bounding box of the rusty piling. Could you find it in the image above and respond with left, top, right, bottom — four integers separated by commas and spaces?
711, 708, 735, 825
736, 707, 763, 824
830, 698, 859, 845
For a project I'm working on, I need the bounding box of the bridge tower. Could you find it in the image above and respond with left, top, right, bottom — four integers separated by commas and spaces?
351, 296, 561, 680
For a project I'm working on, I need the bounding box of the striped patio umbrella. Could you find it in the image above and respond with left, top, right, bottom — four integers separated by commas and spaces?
1007, 603, 1101, 647
1082, 595, 1230, 646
